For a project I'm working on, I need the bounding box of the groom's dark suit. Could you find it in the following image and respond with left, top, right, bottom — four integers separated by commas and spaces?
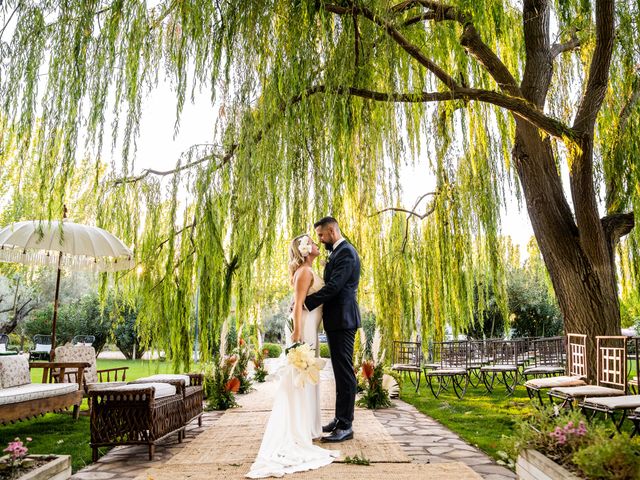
305, 240, 361, 430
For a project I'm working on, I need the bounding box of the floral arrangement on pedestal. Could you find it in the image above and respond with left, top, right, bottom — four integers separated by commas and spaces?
203, 322, 240, 410
356, 328, 391, 409
504, 405, 640, 479
203, 354, 240, 410
253, 348, 268, 383
234, 338, 253, 393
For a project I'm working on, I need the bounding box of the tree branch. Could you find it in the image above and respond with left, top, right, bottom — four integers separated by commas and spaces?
324, 3, 460, 91
370, 191, 438, 251
573, 0, 615, 132
112, 144, 237, 186
298, 84, 576, 140
601, 212, 635, 254
550, 35, 581, 58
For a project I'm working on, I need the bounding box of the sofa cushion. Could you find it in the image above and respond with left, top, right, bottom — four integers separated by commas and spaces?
55, 345, 98, 384
130, 374, 190, 387
0, 354, 31, 389
85, 381, 127, 392
0, 383, 78, 406
109, 382, 176, 399
0, 344, 6, 353
33, 344, 50, 352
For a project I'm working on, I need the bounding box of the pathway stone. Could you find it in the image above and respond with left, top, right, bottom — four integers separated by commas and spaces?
374, 399, 515, 480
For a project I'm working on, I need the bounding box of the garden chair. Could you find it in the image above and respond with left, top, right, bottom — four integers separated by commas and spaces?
466, 340, 491, 387
524, 334, 588, 404
72, 335, 95, 346
627, 336, 639, 394
523, 336, 565, 379
0, 354, 89, 424
29, 334, 52, 361
129, 373, 204, 428
54, 345, 128, 397
391, 340, 423, 392
549, 336, 627, 409
89, 382, 184, 461
0, 334, 8, 354
479, 339, 522, 395
424, 340, 470, 399
580, 337, 640, 432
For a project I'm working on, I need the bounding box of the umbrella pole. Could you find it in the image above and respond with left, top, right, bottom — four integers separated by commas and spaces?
50, 252, 63, 361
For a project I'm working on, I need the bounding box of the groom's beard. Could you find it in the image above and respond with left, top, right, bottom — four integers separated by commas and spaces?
323, 242, 333, 252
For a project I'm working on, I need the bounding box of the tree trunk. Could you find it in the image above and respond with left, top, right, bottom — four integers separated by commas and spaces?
512, 121, 620, 381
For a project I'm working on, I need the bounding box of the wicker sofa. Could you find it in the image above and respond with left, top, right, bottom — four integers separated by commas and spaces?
0, 354, 88, 424
129, 373, 204, 427
89, 382, 185, 461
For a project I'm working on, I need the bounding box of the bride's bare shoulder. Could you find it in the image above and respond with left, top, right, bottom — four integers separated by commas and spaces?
293, 266, 313, 281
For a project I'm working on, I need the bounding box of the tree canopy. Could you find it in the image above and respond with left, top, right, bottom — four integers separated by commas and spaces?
0, 0, 638, 370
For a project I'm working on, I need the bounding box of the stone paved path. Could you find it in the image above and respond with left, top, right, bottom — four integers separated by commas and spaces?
374, 401, 515, 480
71, 367, 515, 480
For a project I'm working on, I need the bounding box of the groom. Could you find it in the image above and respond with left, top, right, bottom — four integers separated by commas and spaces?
305, 216, 361, 443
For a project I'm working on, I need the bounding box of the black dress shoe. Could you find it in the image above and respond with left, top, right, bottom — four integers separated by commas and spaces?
320, 427, 354, 443
322, 418, 339, 433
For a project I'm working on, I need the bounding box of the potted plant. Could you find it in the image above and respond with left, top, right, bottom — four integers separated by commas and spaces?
0, 438, 71, 480
505, 406, 640, 479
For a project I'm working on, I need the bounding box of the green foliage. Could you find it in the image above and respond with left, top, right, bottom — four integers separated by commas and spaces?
356, 361, 391, 410
203, 356, 239, 411
466, 251, 562, 339
112, 306, 145, 360
24, 295, 112, 353
0, 0, 638, 368
343, 454, 370, 466
319, 343, 330, 359
262, 343, 282, 358
572, 433, 640, 480
252, 349, 268, 383
505, 405, 640, 480
234, 339, 253, 394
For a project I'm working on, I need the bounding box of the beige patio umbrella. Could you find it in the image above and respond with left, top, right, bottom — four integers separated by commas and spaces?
0, 217, 134, 358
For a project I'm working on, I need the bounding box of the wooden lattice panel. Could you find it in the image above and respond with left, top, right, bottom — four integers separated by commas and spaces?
567, 334, 587, 377
597, 336, 627, 389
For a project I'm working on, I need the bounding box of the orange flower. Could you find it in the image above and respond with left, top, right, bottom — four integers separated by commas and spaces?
362, 360, 374, 380
239, 338, 245, 346
225, 377, 240, 393
262, 348, 269, 357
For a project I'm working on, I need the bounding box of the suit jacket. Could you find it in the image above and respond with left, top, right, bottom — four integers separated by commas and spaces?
305, 240, 361, 331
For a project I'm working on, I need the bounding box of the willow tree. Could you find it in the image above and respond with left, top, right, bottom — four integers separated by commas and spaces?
0, 0, 638, 374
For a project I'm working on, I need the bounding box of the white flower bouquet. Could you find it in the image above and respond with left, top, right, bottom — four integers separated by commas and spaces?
286, 342, 325, 388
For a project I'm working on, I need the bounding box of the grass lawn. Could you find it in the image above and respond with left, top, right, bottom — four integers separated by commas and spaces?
2, 359, 176, 472
400, 375, 535, 461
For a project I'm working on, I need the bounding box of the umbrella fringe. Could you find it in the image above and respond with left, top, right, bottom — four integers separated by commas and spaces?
0, 247, 134, 273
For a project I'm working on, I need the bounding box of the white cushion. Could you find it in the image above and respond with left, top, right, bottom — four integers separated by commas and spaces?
0, 344, 6, 353
0, 355, 31, 388
34, 344, 50, 352
0, 383, 78, 405
582, 395, 640, 410
480, 365, 518, 372
426, 368, 467, 375
524, 366, 565, 375
85, 381, 127, 392
551, 385, 625, 398
131, 374, 190, 386
108, 382, 176, 399
525, 375, 586, 390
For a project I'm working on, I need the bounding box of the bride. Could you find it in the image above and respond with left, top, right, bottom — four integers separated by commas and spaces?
246, 234, 339, 479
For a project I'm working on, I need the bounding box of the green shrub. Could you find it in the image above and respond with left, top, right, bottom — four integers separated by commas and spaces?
262, 342, 282, 358
319, 343, 330, 358
573, 433, 640, 479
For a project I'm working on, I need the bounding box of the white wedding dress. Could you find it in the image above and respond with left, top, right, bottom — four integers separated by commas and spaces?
246, 270, 339, 478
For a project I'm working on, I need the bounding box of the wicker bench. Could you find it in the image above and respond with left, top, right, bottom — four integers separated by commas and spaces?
129, 373, 204, 428
89, 382, 185, 461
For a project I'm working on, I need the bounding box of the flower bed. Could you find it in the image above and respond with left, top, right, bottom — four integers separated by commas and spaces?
505, 406, 640, 479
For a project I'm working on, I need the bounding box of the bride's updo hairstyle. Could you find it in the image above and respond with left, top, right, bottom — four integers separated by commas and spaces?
289, 234, 312, 282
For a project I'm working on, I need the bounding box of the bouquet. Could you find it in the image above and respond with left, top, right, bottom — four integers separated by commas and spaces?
286, 342, 326, 388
